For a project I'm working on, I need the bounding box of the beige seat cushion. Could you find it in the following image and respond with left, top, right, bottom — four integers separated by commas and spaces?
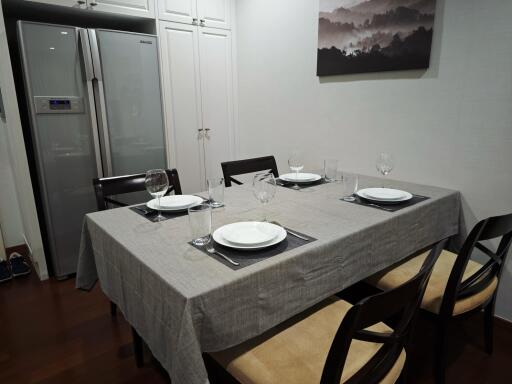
367, 250, 498, 315
211, 297, 405, 384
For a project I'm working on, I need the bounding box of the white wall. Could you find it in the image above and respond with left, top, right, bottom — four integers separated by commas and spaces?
0, 1, 48, 279
235, 0, 512, 320
0, 115, 25, 247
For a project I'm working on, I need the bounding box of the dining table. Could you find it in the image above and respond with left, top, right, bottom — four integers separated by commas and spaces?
76, 174, 462, 384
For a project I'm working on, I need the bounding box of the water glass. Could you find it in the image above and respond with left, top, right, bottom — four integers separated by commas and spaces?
342, 173, 359, 202
145, 169, 169, 222
288, 152, 304, 190
376, 153, 395, 177
253, 172, 277, 221
208, 178, 225, 208
188, 203, 212, 246
324, 159, 340, 182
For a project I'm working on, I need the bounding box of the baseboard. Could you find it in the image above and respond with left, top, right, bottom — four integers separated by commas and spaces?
5, 243, 30, 258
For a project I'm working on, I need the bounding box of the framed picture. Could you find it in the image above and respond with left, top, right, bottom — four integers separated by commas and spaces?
317, 0, 436, 76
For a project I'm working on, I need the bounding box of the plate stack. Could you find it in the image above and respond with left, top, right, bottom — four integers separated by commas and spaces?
147, 195, 204, 212
356, 188, 413, 204
213, 222, 287, 251
279, 173, 322, 184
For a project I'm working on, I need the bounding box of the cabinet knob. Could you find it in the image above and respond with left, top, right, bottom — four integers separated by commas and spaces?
200, 19, 206, 26
89, 2, 98, 6
77, 0, 86, 4
192, 18, 198, 25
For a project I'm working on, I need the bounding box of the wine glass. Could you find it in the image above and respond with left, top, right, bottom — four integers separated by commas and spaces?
145, 169, 169, 222
288, 152, 304, 190
253, 172, 277, 221
376, 153, 394, 186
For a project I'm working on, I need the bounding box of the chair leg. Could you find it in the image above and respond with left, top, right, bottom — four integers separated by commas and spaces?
131, 327, 144, 368
484, 301, 494, 355
110, 301, 117, 317
434, 320, 447, 384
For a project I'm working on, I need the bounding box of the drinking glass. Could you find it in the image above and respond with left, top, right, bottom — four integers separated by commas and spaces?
342, 173, 359, 202
253, 172, 277, 221
188, 203, 212, 246
288, 152, 304, 190
324, 159, 340, 182
376, 153, 395, 178
208, 177, 225, 208
145, 169, 169, 222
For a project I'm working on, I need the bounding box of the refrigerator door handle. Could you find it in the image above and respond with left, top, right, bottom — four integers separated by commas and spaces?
78, 28, 103, 178
88, 29, 113, 177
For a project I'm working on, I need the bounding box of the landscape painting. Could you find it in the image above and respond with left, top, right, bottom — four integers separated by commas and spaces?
317, 0, 436, 76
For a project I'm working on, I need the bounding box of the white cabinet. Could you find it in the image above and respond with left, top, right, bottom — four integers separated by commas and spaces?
89, 0, 155, 18
159, 21, 234, 193
25, 0, 155, 18
198, 27, 234, 181
158, 0, 231, 30
25, 0, 86, 8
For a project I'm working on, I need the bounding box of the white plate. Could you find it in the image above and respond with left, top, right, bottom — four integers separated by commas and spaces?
360, 188, 408, 201
280, 173, 322, 183
213, 223, 287, 250
357, 188, 413, 204
146, 195, 204, 211
221, 222, 281, 246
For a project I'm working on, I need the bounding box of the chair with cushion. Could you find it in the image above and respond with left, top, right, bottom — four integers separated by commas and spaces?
366, 213, 512, 383
221, 156, 279, 187
93, 169, 182, 367
209, 240, 446, 384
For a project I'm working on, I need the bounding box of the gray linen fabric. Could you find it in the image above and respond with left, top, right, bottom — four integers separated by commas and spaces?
76, 176, 461, 384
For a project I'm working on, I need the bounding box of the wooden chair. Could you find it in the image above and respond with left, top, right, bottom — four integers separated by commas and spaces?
208, 240, 446, 384
221, 156, 279, 187
366, 213, 512, 383
92, 169, 182, 368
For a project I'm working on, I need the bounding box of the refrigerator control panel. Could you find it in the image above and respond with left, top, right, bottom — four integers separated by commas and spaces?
34, 96, 84, 114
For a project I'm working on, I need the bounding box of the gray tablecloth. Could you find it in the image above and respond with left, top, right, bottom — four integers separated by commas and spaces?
76, 176, 461, 384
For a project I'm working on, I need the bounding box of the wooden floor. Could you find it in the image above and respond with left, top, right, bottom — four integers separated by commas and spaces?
0, 270, 511, 383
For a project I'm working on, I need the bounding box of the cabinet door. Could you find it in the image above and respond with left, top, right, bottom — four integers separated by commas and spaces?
198, 27, 234, 181
25, 0, 85, 8
197, 0, 231, 30
89, 0, 155, 18
158, 0, 197, 24
159, 21, 205, 193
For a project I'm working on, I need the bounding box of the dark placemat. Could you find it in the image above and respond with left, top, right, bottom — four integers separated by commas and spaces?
342, 194, 430, 212
130, 204, 188, 222
190, 228, 317, 270
276, 177, 328, 190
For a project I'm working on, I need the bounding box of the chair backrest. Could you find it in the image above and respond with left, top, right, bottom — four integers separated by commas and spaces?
221, 156, 279, 187
440, 212, 512, 317
320, 239, 447, 384
93, 169, 182, 211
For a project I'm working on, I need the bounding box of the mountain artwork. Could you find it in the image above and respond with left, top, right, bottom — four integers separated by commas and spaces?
317, 0, 436, 76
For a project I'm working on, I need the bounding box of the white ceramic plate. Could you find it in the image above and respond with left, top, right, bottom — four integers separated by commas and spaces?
213, 223, 287, 250
357, 188, 413, 204
280, 173, 322, 183
221, 222, 281, 246
146, 195, 204, 211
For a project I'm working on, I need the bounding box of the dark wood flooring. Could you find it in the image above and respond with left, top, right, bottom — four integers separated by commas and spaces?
0, 269, 510, 383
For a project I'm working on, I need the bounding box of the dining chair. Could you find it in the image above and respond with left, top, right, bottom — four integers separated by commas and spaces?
208, 240, 446, 384
221, 156, 279, 187
366, 213, 512, 383
93, 169, 182, 368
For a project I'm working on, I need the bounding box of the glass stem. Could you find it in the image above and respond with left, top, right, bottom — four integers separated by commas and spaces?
158, 196, 162, 219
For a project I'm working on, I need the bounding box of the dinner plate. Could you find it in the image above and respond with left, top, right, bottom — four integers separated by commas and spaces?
221, 222, 281, 246
280, 173, 322, 183
213, 223, 287, 250
357, 188, 413, 204
146, 195, 204, 211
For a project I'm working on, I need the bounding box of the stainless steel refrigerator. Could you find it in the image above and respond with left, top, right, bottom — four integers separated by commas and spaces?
18, 21, 167, 278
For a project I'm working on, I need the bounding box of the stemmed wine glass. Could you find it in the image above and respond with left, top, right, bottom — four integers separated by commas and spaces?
145, 169, 169, 222
376, 153, 394, 186
253, 172, 277, 222
288, 152, 304, 190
